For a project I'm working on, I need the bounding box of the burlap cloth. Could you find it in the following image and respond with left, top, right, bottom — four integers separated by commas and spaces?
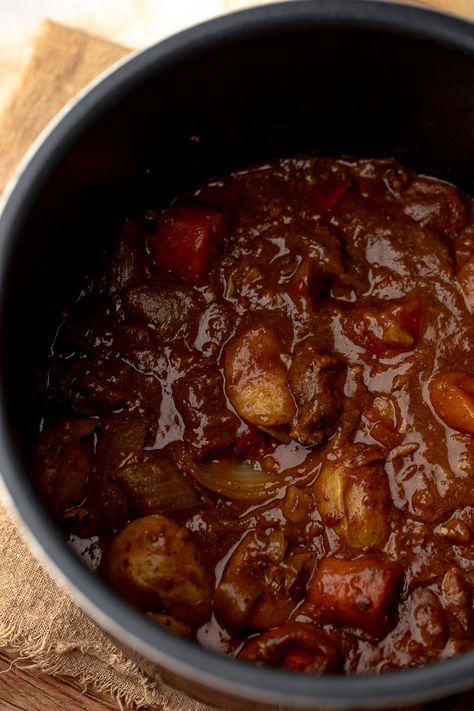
0, 1, 472, 709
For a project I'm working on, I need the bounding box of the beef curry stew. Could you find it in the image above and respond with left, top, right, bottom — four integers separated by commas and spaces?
33, 156, 474, 674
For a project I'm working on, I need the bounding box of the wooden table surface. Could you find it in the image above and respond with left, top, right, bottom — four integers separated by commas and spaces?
0, 1, 472, 711
0, 652, 117, 710
2, 646, 474, 711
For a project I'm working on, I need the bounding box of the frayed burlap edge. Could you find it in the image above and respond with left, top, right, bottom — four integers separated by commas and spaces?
0, 588, 166, 710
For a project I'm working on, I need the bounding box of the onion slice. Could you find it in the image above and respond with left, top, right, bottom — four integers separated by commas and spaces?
174, 446, 321, 502
116, 455, 201, 515
191, 460, 284, 501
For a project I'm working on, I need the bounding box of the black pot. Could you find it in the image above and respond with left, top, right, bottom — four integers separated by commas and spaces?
1, 1, 474, 708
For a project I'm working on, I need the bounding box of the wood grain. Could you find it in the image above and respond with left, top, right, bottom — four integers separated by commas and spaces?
416, 0, 472, 16
3, 645, 474, 711
0, 653, 119, 711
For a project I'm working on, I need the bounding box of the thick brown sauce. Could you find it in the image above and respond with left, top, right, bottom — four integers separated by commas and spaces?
33, 156, 474, 674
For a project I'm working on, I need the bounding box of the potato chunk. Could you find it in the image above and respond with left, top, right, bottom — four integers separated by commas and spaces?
429, 371, 474, 435
104, 515, 213, 627
214, 529, 287, 633
308, 555, 403, 636
313, 444, 391, 551
224, 323, 295, 426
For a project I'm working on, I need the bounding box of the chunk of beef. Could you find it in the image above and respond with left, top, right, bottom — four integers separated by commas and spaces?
239, 622, 340, 673
441, 567, 473, 636
225, 227, 344, 318
121, 283, 200, 340
174, 364, 240, 459
32, 418, 95, 515
52, 355, 131, 416
95, 411, 149, 478
100, 219, 145, 294
331, 194, 453, 300
401, 176, 467, 238
87, 411, 149, 533
289, 337, 344, 445
114, 324, 157, 372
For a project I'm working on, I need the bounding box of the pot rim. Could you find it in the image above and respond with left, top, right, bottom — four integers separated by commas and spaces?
1, 1, 474, 707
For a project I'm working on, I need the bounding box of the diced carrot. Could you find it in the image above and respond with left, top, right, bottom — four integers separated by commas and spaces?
308, 555, 403, 636
429, 371, 474, 435
150, 206, 227, 284
311, 178, 352, 215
